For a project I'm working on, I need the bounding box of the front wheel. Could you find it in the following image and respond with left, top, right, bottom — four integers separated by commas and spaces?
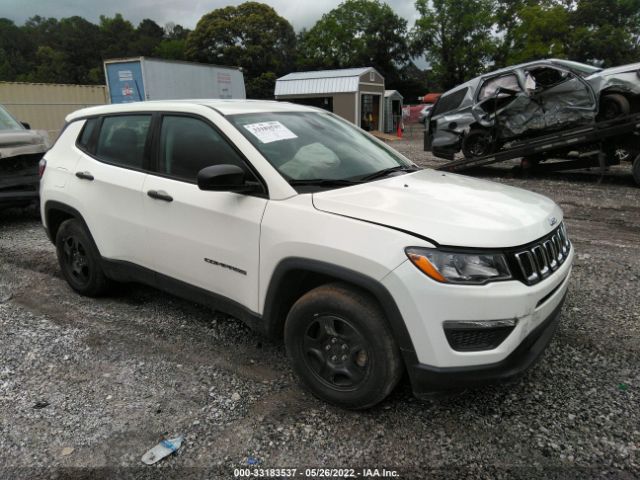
599, 94, 630, 121
284, 283, 403, 409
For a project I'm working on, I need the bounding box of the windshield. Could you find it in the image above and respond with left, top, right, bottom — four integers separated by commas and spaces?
228, 111, 413, 186
551, 59, 602, 77
0, 105, 23, 131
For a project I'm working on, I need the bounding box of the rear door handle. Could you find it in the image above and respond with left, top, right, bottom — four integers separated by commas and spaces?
75, 171, 94, 181
147, 190, 173, 202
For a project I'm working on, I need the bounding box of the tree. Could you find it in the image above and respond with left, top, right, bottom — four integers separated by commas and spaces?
296, 0, 409, 82
570, 0, 640, 66
0, 18, 34, 80
186, 2, 296, 98
411, 0, 496, 90
99, 13, 137, 59
505, 3, 571, 64
134, 19, 164, 56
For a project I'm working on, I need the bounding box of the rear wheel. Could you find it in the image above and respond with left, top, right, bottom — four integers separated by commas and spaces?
599, 94, 630, 120
462, 129, 494, 159
284, 283, 403, 409
56, 219, 110, 296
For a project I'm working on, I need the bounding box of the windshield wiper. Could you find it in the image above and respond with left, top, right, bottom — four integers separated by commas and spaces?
288, 179, 362, 187
357, 165, 420, 182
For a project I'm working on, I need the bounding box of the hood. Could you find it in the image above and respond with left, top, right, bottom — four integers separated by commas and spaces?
593, 62, 640, 77
0, 129, 49, 159
312, 169, 563, 248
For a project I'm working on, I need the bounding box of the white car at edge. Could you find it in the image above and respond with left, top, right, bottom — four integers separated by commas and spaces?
39, 100, 573, 409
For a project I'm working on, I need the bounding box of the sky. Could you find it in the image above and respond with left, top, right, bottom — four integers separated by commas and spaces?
0, 0, 422, 31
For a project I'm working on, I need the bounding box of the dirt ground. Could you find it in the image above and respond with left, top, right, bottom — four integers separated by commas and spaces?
0, 137, 638, 479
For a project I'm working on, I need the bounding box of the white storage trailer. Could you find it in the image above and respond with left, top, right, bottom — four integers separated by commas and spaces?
104, 57, 245, 104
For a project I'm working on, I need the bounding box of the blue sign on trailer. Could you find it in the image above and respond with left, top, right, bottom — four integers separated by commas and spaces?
105, 61, 145, 104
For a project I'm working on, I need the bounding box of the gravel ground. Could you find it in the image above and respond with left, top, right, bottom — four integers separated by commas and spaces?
0, 137, 638, 479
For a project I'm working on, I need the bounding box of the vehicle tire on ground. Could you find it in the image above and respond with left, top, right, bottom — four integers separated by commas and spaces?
55, 219, 110, 296
599, 94, 631, 120
284, 282, 403, 410
633, 154, 640, 186
462, 129, 494, 159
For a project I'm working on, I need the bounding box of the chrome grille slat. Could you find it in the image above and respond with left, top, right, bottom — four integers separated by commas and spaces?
511, 223, 571, 285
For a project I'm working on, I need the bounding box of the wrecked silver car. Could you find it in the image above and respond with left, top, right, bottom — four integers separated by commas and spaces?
426, 59, 640, 159
0, 104, 49, 209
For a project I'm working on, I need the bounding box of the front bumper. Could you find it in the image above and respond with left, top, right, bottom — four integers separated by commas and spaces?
407, 292, 566, 396
0, 174, 39, 207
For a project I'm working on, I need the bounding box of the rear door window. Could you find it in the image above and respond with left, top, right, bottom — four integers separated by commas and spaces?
157, 115, 247, 183
95, 115, 151, 169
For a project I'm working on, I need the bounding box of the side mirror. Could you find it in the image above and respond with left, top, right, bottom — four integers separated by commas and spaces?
197, 164, 259, 193
21, 121, 31, 130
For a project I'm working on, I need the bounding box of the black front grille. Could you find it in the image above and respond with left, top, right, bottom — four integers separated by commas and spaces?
509, 223, 571, 286
444, 322, 515, 351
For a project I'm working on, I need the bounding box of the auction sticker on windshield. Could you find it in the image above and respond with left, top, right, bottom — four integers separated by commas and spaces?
244, 121, 297, 144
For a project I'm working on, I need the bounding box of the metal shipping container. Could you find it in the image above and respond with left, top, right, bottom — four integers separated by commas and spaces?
104, 57, 246, 104
0, 82, 108, 139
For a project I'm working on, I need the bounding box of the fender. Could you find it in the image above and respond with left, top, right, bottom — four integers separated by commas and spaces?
43, 200, 94, 245
262, 257, 417, 359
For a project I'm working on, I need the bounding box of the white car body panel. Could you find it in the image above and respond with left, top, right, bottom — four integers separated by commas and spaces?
313, 169, 563, 248
40, 99, 574, 388
142, 174, 267, 312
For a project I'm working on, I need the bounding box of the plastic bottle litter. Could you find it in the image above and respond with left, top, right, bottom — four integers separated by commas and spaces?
141, 436, 183, 465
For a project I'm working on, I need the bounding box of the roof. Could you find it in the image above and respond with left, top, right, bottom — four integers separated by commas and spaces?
103, 57, 242, 71
275, 67, 382, 96
65, 99, 321, 122
384, 90, 403, 99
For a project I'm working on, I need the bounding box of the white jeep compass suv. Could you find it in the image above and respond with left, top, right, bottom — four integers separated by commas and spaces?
39, 100, 573, 409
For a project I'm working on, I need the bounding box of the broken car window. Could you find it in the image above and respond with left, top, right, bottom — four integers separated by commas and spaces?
478, 74, 522, 101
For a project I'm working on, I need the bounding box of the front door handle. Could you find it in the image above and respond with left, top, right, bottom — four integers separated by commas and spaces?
75, 171, 94, 181
147, 190, 173, 202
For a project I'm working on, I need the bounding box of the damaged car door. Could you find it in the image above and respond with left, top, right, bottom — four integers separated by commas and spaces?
500, 65, 597, 139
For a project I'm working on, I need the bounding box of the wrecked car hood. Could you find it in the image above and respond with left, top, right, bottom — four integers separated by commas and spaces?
0, 130, 50, 159
313, 169, 562, 248
595, 62, 640, 77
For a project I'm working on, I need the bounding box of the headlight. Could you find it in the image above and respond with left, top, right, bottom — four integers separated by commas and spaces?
405, 247, 512, 285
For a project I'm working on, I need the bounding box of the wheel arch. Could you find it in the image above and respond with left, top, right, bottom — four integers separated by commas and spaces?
44, 201, 95, 248
261, 257, 416, 359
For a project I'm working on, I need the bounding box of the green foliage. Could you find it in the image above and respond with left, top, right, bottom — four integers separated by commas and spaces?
296, 0, 409, 82
411, 0, 497, 90
246, 72, 278, 99
154, 39, 188, 60
186, 2, 296, 81
570, 0, 640, 65
505, 3, 571, 64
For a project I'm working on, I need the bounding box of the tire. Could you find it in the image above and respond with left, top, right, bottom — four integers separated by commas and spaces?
462, 129, 494, 159
633, 154, 640, 186
55, 219, 110, 296
284, 282, 403, 409
599, 94, 630, 121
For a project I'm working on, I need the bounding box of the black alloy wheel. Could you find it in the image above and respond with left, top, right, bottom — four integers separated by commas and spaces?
302, 314, 371, 390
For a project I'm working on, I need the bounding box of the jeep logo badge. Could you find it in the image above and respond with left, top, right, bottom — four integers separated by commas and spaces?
548, 216, 558, 227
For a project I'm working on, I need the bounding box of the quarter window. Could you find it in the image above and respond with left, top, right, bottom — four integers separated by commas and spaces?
77, 117, 98, 150
158, 115, 246, 182
95, 115, 151, 169
431, 88, 468, 117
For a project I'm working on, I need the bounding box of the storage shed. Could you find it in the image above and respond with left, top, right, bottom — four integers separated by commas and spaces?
384, 90, 403, 133
274, 67, 385, 131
